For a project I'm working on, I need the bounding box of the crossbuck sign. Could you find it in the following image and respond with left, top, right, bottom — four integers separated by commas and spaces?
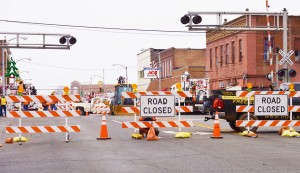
278, 49, 294, 66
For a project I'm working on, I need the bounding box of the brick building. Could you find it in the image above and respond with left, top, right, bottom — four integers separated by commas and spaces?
206, 15, 300, 90
0, 40, 10, 94
70, 80, 115, 98
146, 47, 206, 91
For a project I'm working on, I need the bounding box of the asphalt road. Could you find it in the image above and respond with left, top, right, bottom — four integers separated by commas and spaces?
1, 114, 300, 173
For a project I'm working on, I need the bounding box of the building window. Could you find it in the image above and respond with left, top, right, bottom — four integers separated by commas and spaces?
215, 47, 218, 67
210, 48, 212, 68
294, 38, 300, 62
232, 41, 235, 64
226, 79, 231, 87
164, 62, 167, 78
169, 60, 172, 76
166, 61, 170, 77
239, 39, 243, 62
225, 44, 229, 65
139, 70, 144, 78
264, 37, 275, 61
220, 45, 223, 67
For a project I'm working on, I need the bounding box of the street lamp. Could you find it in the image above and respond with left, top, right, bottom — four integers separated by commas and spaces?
93, 74, 105, 92
112, 64, 128, 84
19, 71, 29, 74
15, 58, 31, 63
2, 36, 28, 95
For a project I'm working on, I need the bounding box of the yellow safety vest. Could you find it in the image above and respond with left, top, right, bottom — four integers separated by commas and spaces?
1, 97, 7, 105
18, 84, 24, 93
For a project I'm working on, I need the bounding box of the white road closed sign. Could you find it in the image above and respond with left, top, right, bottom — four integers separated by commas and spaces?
254, 94, 288, 116
140, 95, 175, 117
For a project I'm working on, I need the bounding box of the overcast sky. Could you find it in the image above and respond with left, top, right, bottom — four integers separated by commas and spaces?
1, 0, 298, 94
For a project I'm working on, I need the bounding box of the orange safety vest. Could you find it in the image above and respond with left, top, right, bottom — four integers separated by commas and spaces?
18, 84, 24, 93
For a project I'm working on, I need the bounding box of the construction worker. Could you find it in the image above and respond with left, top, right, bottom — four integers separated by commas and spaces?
42, 101, 49, 111
0, 94, 7, 116
50, 91, 57, 110
17, 81, 25, 96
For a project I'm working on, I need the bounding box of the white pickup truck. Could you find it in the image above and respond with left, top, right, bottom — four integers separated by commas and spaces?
71, 98, 111, 115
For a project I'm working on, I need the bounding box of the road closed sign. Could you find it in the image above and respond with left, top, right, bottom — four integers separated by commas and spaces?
254, 94, 288, 116
140, 95, 175, 117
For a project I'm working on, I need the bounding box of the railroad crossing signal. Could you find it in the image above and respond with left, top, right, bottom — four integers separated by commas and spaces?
278, 49, 294, 66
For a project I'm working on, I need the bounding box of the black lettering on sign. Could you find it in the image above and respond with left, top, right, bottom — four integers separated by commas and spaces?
262, 97, 281, 104
143, 107, 172, 115
147, 98, 168, 105
257, 106, 285, 113
148, 98, 152, 105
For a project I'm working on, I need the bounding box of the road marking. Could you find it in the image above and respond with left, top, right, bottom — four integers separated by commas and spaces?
194, 122, 232, 132
162, 131, 212, 135
112, 120, 122, 124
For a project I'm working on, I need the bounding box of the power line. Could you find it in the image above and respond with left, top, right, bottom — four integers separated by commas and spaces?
0, 19, 206, 35
23, 61, 137, 71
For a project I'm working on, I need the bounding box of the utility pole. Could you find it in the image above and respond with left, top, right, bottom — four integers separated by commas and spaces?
282, 8, 288, 83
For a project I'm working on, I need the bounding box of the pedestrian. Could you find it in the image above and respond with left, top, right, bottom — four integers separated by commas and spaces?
0, 94, 7, 116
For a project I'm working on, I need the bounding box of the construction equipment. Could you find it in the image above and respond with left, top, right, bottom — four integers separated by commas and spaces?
110, 77, 134, 115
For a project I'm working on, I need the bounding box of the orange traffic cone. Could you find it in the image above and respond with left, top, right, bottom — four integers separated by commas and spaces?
97, 112, 111, 140
146, 126, 158, 141
86, 111, 89, 116
211, 111, 223, 139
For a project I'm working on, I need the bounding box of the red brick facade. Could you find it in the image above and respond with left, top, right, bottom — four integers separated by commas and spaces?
206, 15, 300, 90
147, 47, 206, 91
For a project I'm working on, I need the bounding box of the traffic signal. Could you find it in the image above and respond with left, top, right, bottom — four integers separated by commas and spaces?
277, 68, 297, 80
59, 36, 77, 45
289, 69, 297, 78
192, 15, 202, 24
266, 73, 272, 81
277, 69, 286, 78
180, 15, 202, 25
181, 15, 190, 24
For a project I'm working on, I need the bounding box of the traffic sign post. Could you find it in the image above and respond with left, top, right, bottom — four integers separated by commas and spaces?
278, 49, 294, 83
121, 91, 194, 134
278, 49, 294, 66
235, 91, 300, 129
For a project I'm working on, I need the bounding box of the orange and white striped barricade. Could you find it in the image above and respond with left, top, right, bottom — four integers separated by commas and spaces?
121, 91, 193, 135
235, 91, 300, 130
122, 121, 193, 128
5, 95, 81, 103
93, 104, 110, 115
5, 95, 81, 144
56, 101, 76, 111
